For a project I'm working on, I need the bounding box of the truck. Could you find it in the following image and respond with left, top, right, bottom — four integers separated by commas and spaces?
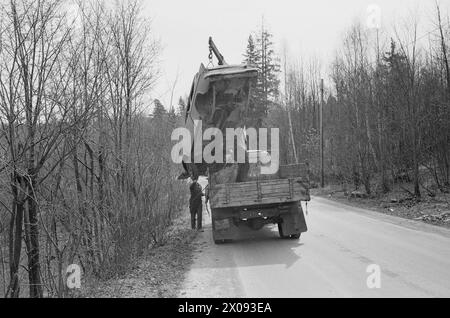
179, 38, 310, 244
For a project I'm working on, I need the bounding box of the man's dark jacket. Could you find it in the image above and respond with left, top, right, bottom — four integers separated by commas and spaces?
189, 182, 203, 210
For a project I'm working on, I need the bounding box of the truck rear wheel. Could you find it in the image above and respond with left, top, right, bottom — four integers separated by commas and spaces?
290, 234, 301, 240
278, 223, 286, 238
278, 223, 301, 240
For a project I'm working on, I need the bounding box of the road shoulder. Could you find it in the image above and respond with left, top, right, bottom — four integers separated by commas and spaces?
311, 196, 450, 238
178, 223, 247, 298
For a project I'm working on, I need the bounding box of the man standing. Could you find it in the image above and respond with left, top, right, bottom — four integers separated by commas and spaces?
189, 177, 204, 231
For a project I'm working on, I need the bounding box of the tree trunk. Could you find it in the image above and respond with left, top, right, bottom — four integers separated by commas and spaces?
8, 177, 24, 298
27, 183, 43, 298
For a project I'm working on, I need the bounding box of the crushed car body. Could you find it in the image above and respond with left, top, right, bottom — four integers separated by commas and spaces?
178, 63, 258, 180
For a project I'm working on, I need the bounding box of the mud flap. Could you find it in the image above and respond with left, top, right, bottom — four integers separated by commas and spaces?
279, 204, 308, 236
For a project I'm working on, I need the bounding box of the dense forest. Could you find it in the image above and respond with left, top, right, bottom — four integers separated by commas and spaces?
244, 8, 450, 199
0, 0, 449, 298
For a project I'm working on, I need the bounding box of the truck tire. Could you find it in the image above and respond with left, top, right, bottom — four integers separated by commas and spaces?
290, 234, 301, 240
278, 223, 301, 240
278, 223, 287, 239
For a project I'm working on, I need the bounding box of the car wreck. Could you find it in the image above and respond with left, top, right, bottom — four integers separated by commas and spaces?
178, 60, 258, 181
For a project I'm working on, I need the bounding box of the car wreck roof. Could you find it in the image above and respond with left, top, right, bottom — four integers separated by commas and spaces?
204, 64, 258, 82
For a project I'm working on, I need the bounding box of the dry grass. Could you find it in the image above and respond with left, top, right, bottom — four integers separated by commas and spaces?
79, 211, 198, 298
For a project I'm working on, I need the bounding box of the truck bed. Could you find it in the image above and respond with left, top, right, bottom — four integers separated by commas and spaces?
209, 177, 310, 209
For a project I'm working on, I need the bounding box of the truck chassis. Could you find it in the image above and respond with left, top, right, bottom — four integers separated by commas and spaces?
209, 171, 310, 244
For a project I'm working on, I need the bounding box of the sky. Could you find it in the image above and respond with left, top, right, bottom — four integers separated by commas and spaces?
143, 0, 449, 110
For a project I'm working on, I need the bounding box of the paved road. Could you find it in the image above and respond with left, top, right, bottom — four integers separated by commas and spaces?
179, 197, 450, 298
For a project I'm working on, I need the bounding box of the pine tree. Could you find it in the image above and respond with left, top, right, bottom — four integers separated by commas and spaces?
243, 22, 280, 127
243, 35, 259, 66
153, 99, 167, 118
257, 24, 280, 109
244, 35, 261, 126
177, 96, 187, 117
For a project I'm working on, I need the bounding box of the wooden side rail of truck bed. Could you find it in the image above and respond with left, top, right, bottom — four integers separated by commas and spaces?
210, 177, 310, 209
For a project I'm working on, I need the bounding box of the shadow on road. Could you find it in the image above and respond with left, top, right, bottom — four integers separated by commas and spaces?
191, 225, 303, 270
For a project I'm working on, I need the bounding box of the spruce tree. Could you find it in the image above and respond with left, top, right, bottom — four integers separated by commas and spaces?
257, 23, 280, 113
243, 35, 259, 67
177, 96, 187, 117
243, 23, 280, 127
153, 99, 167, 119
243, 35, 261, 126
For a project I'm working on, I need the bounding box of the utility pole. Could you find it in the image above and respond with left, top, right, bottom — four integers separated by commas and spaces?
284, 48, 298, 164
320, 78, 325, 188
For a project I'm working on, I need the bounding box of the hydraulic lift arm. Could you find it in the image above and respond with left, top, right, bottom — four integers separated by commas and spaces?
209, 37, 227, 66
